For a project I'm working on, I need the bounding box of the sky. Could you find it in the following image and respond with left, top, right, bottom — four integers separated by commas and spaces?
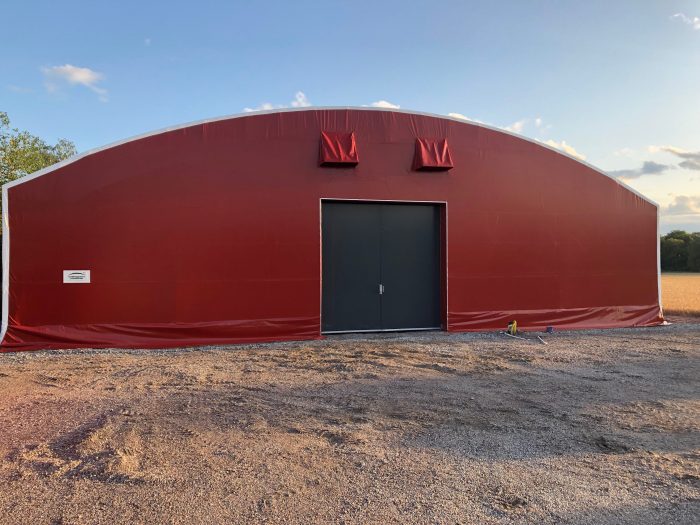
2, 0, 699, 233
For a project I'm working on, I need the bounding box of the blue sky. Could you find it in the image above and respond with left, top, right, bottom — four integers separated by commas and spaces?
2, 1, 699, 232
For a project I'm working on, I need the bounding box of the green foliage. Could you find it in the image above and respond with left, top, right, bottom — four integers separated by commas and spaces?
0, 111, 76, 226
688, 235, 700, 271
0, 111, 77, 187
660, 230, 700, 272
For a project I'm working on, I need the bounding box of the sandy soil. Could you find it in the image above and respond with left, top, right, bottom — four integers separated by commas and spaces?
0, 324, 698, 525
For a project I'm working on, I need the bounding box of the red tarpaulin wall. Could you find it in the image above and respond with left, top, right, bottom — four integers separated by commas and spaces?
0, 108, 663, 351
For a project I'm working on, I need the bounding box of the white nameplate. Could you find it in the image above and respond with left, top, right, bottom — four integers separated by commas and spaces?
63, 270, 91, 283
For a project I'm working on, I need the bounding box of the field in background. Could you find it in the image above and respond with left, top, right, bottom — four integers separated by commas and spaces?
662, 273, 700, 316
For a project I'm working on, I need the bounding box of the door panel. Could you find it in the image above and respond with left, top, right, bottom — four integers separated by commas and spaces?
321, 202, 382, 331
380, 204, 441, 329
322, 201, 441, 332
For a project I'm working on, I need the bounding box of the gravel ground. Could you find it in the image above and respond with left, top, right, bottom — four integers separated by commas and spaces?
0, 323, 698, 524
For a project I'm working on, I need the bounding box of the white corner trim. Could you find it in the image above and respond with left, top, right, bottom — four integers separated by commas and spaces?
1, 185, 9, 343
657, 209, 663, 316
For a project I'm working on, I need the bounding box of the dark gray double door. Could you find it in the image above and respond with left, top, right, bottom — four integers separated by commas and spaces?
322, 201, 441, 333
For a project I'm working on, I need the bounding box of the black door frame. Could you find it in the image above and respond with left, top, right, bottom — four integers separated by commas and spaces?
319, 198, 448, 334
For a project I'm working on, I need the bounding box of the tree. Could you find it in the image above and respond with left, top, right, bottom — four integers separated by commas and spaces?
660, 230, 700, 272
665, 230, 692, 245
0, 111, 77, 222
688, 233, 700, 271
660, 236, 688, 271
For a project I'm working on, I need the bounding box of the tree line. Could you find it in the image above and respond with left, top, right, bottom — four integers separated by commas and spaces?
660, 231, 700, 272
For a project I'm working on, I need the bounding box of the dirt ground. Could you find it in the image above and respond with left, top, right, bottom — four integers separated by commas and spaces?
0, 323, 698, 525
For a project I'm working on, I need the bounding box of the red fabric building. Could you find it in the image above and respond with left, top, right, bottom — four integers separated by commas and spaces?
0, 108, 663, 351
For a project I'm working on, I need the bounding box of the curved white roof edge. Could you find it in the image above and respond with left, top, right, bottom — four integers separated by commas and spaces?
1, 106, 657, 207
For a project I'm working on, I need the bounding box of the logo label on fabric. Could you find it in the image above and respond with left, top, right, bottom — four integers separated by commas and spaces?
63, 270, 91, 283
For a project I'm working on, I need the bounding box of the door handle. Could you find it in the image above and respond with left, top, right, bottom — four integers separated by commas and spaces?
379, 284, 384, 295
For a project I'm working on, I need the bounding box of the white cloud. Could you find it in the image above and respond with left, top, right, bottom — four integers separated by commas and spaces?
244, 91, 312, 112
505, 119, 526, 133
447, 112, 483, 123
663, 146, 700, 171
671, 13, 700, 30
501, 117, 548, 134
367, 100, 400, 109
648, 145, 700, 171
609, 161, 671, 180
659, 145, 688, 155
41, 64, 108, 102
660, 196, 700, 233
244, 103, 277, 112
290, 91, 311, 108
447, 112, 470, 120
648, 144, 684, 154
663, 195, 700, 216
542, 139, 586, 161
614, 147, 636, 158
